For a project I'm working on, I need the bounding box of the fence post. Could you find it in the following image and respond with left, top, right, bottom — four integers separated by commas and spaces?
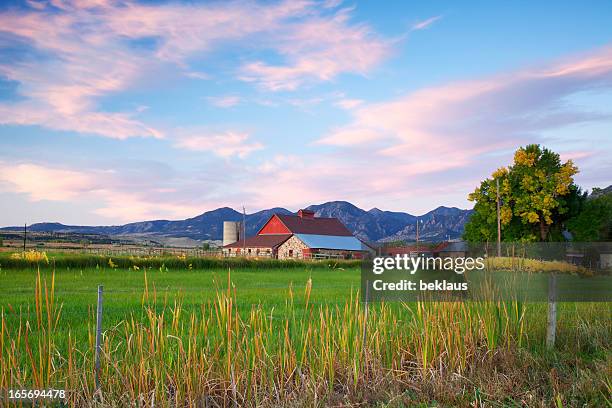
362, 280, 369, 356
546, 273, 557, 349
95, 285, 104, 391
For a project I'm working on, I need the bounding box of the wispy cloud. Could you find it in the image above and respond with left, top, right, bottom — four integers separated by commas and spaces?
0, 160, 239, 222
411, 15, 443, 31
0, 0, 394, 138
0, 163, 98, 201
303, 46, 612, 210
239, 9, 393, 90
318, 46, 612, 153
184, 71, 212, 80
207, 95, 241, 108
174, 131, 263, 158
334, 98, 364, 110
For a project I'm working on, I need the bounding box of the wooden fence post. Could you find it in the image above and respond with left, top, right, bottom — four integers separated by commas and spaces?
546, 273, 557, 349
95, 285, 104, 390
362, 280, 369, 356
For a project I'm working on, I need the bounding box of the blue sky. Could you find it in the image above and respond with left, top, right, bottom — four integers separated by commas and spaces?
0, 0, 611, 225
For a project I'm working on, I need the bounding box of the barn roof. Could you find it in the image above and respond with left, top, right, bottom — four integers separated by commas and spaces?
271, 214, 353, 236
294, 234, 365, 251
224, 234, 291, 249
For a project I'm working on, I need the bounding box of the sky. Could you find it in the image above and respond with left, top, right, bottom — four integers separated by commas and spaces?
0, 0, 611, 226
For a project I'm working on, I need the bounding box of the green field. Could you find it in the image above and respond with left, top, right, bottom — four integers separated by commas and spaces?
0, 264, 360, 341
0, 255, 610, 406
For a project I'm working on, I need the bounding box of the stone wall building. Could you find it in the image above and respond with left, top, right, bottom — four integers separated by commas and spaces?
223, 209, 373, 259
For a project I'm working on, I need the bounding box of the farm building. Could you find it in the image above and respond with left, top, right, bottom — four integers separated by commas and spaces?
435, 241, 468, 258
223, 209, 373, 259
380, 241, 468, 258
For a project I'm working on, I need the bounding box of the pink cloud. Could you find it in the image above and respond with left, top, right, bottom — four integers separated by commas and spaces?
91, 191, 205, 222
317, 46, 612, 154
334, 98, 364, 110
298, 46, 612, 211
103, 0, 313, 63
317, 127, 382, 145
207, 95, 241, 108
559, 151, 595, 162
0, 163, 98, 201
411, 15, 443, 31
0, 0, 392, 138
239, 9, 393, 90
5, 43, 612, 221
0, 4, 161, 139
174, 131, 263, 158
0, 160, 237, 223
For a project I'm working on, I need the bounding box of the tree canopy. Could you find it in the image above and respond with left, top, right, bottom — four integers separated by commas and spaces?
464, 145, 583, 242
566, 192, 612, 241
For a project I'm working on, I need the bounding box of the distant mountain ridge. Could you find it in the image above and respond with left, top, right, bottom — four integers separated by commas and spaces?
1, 201, 473, 243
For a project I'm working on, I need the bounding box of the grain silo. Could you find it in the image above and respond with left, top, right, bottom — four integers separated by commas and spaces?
223, 221, 241, 247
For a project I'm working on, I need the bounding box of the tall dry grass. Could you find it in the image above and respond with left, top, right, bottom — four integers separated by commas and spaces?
484, 256, 591, 275
0, 268, 609, 407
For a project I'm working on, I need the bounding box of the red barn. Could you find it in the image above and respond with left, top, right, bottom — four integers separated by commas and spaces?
223, 209, 372, 259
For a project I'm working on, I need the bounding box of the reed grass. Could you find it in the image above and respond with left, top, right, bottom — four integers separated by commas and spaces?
0, 267, 610, 407
485, 256, 592, 275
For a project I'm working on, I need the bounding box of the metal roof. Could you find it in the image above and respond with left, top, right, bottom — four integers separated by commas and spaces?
294, 234, 365, 251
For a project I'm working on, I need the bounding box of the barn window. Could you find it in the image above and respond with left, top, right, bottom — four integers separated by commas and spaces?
289, 249, 294, 257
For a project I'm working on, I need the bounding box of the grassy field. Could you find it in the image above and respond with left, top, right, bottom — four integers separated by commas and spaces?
0, 264, 360, 345
0, 254, 610, 406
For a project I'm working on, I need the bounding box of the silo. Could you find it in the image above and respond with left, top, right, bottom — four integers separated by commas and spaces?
223, 221, 241, 247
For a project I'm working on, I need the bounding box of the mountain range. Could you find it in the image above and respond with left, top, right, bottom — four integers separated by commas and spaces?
1, 201, 473, 244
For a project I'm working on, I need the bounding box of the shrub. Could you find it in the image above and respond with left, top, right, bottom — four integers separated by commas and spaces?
9, 250, 49, 264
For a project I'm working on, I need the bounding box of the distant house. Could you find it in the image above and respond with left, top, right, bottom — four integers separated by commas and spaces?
381, 245, 434, 257
381, 241, 468, 258
223, 209, 373, 259
434, 241, 468, 258
566, 244, 612, 270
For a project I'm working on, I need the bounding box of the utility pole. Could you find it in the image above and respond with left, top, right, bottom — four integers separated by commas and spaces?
416, 218, 423, 250
415, 217, 419, 249
496, 178, 501, 257
23, 223, 27, 252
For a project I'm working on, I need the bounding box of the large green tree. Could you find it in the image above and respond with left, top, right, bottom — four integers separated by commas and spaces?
567, 191, 612, 241
464, 145, 583, 242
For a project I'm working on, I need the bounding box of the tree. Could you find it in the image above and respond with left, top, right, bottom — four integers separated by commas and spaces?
464, 145, 581, 242
567, 192, 612, 241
